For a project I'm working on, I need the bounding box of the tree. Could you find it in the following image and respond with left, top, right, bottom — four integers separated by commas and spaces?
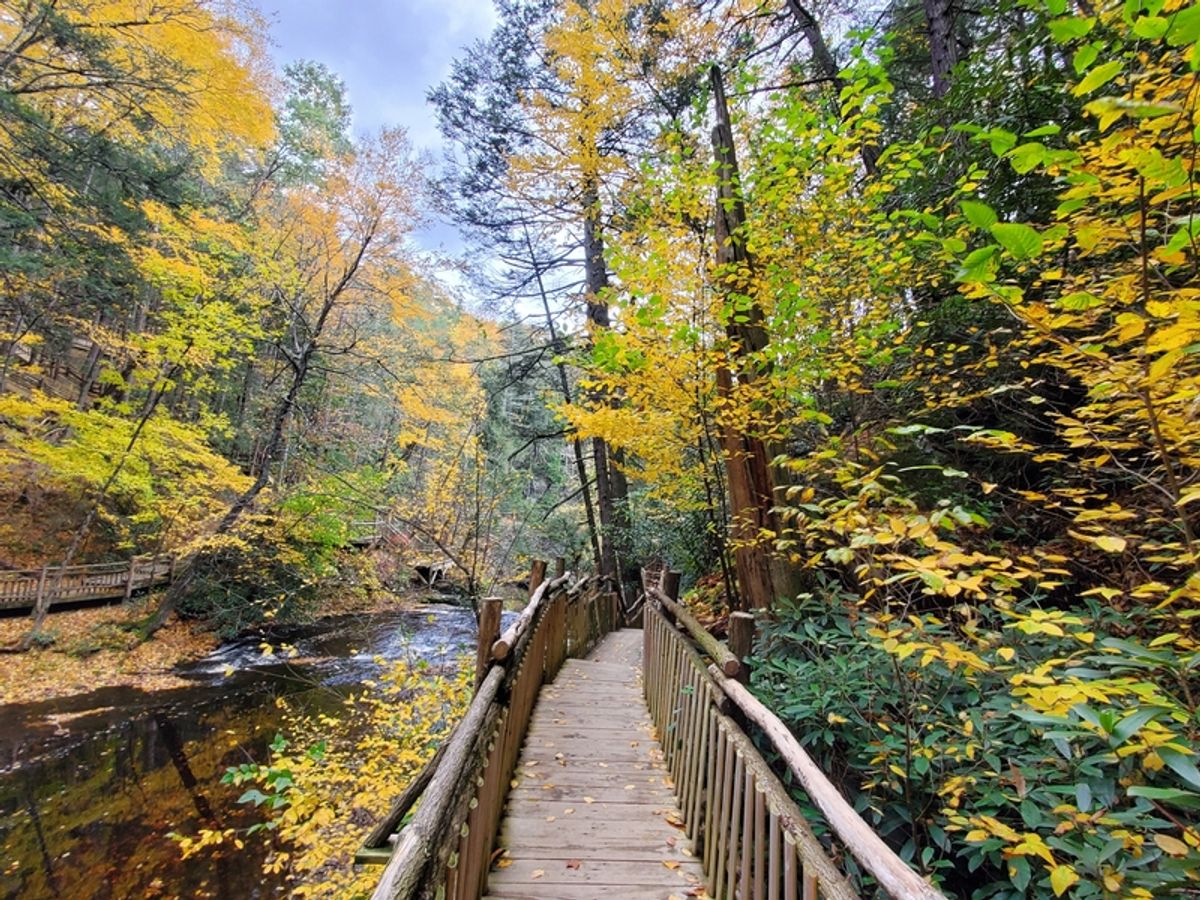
147, 129, 425, 631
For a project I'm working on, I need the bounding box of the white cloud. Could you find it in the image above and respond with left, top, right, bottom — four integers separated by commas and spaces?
257, 0, 496, 150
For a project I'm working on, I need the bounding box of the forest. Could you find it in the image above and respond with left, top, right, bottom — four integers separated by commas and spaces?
1, 0, 1199, 897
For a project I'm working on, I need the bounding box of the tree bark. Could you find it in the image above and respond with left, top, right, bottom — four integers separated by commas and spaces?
581, 172, 629, 599
709, 65, 781, 611
922, 0, 958, 98
523, 225, 602, 570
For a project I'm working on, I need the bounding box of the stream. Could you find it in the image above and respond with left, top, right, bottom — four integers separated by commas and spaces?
0, 603, 500, 900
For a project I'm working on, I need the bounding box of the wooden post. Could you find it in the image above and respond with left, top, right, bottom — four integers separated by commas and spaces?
554, 557, 566, 578
662, 570, 682, 602
124, 558, 137, 601
168, 555, 177, 583
729, 612, 756, 684
528, 559, 547, 597
34, 566, 47, 612
475, 597, 503, 692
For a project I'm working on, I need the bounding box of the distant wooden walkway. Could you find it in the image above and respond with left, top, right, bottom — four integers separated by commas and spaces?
0, 555, 174, 612
486, 630, 704, 898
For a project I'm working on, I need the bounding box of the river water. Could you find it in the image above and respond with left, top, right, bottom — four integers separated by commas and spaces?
0, 604, 495, 899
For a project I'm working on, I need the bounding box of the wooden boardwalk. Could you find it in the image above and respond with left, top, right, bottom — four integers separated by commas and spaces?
486, 630, 705, 898
0, 555, 174, 612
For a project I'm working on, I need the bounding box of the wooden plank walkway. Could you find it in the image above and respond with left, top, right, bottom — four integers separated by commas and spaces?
486, 630, 705, 899
0, 555, 174, 612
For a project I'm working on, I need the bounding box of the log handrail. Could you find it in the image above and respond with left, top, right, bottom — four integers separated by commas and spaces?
708, 666, 945, 900
643, 593, 946, 900
368, 570, 622, 900
649, 584, 740, 677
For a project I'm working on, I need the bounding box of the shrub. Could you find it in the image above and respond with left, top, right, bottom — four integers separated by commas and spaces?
753, 595, 1200, 898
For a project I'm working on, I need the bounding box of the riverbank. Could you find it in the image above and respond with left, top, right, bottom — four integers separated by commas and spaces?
0, 585, 430, 707
0, 598, 215, 705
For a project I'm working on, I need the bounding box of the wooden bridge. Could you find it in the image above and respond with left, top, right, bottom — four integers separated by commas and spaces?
349, 519, 454, 585
363, 568, 946, 900
0, 555, 175, 612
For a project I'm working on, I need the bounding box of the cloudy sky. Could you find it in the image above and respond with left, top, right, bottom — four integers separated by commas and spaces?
255, 0, 499, 254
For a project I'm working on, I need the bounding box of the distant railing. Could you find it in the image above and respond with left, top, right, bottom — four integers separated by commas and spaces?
346, 520, 453, 584
366, 565, 621, 899
0, 555, 175, 612
644, 584, 945, 900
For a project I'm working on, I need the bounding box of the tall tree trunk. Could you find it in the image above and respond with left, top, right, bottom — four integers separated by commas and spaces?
523, 226, 602, 569
923, 0, 958, 98
581, 173, 630, 599
709, 64, 783, 611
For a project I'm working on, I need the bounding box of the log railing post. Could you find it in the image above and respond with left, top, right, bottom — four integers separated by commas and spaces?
554, 556, 566, 578
34, 566, 48, 614
662, 570, 681, 602
729, 612, 755, 685
528, 559, 547, 597
124, 557, 138, 601
475, 597, 503, 692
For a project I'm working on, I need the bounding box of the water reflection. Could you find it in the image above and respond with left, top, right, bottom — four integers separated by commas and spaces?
0, 603, 496, 899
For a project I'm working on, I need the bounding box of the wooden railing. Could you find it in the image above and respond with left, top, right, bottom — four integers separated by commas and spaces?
644, 587, 946, 900
367, 570, 621, 900
0, 555, 175, 612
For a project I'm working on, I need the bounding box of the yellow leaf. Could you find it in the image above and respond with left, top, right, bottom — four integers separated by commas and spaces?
1095, 535, 1126, 553
1050, 864, 1079, 896
1154, 834, 1189, 857
1146, 348, 1184, 384
1115, 313, 1145, 342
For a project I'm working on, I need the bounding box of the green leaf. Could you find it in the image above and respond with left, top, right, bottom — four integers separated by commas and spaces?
1058, 291, 1103, 310
1074, 43, 1101, 74
1111, 707, 1162, 743
955, 244, 999, 283
1010, 856, 1032, 892
1008, 142, 1047, 174
1128, 785, 1200, 810
1024, 123, 1062, 138
1076, 781, 1092, 811
1159, 748, 1200, 791
1074, 59, 1122, 95
1167, 221, 1200, 253
1048, 16, 1095, 40
990, 222, 1044, 260
975, 128, 1018, 155
960, 200, 998, 229
1132, 14, 1169, 37
1167, 4, 1200, 45
238, 789, 270, 807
